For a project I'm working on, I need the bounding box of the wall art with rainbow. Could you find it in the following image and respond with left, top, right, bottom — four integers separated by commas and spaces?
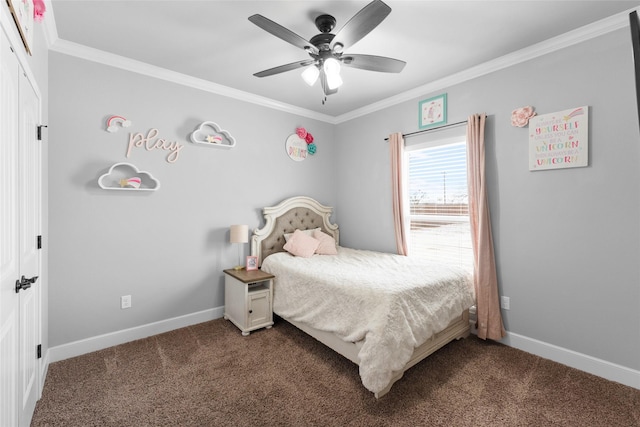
528, 106, 589, 171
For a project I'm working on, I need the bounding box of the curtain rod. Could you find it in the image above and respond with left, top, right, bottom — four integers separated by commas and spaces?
384, 120, 468, 141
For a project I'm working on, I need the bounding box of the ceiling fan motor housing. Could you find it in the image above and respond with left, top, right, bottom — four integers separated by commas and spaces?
315, 14, 336, 33
311, 14, 338, 52
309, 33, 335, 51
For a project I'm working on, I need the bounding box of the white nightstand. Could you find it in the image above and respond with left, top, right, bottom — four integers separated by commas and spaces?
223, 268, 274, 336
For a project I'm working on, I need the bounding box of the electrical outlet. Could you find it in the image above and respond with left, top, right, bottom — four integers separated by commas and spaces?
121, 295, 131, 309
500, 296, 510, 310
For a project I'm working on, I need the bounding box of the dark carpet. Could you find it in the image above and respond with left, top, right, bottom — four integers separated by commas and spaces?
31, 317, 640, 426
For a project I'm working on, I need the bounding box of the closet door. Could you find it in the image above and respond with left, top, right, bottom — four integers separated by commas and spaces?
0, 29, 21, 427
0, 29, 41, 427
18, 58, 41, 426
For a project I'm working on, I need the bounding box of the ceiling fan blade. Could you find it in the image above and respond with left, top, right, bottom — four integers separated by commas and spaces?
249, 14, 319, 55
331, 0, 391, 51
254, 59, 317, 78
341, 54, 406, 73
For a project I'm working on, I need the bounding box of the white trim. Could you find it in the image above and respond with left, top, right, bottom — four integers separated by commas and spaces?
42, 7, 636, 125
404, 134, 466, 152
501, 331, 640, 390
48, 306, 224, 363
38, 350, 49, 399
45, 305, 640, 392
41, 0, 58, 48
335, 8, 633, 123
0, 3, 41, 99
48, 38, 337, 124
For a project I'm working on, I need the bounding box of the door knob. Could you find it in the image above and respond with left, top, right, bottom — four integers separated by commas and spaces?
15, 275, 38, 293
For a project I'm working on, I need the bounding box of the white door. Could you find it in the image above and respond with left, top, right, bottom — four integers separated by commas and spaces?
0, 29, 22, 427
18, 60, 41, 427
0, 29, 42, 427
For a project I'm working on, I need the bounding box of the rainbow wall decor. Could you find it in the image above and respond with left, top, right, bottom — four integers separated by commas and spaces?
106, 115, 132, 133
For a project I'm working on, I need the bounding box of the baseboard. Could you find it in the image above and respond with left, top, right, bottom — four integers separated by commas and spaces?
38, 349, 50, 399
46, 306, 640, 391
48, 306, 224, 363
501, 331, 640, 390
467, 306, 638, 389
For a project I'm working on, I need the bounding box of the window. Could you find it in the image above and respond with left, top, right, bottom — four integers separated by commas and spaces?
405, 136, 473, 271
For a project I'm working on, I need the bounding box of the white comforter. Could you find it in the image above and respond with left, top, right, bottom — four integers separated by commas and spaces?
261, 246, 475, 394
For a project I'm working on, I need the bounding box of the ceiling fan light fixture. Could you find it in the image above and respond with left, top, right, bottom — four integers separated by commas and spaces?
323, 57, 343, 90
301, 65, 320, 86
326, 71, 343, 90
323, 57, 341, 76
249, 1, 404, 97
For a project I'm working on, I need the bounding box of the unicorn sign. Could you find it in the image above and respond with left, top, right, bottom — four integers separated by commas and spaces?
528, 106, 589, 171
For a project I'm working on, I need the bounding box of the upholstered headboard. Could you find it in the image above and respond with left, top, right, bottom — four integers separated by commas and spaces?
251, 196, 339, 266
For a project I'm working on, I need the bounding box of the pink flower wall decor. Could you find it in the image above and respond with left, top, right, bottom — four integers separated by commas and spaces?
295, 127, 307, 139
290, 127, 317, 158
511, 106, 536, 127
33, 0, 46, 22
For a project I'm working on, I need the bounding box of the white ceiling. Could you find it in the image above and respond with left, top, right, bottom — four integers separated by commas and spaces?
49, 1, 639, 120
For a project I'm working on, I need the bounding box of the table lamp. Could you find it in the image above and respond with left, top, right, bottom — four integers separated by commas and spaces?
230, 224, 249, 270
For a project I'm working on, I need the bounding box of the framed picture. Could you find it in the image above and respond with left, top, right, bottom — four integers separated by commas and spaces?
419, 94, 447, 129
7, 0, 34, 55
246, 256, 258, 271
528, 106, 589, 171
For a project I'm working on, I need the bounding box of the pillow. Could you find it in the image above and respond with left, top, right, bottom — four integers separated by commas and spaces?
283, 229, 320, 258
313, 229, 338, 255
283, 227, 320, 242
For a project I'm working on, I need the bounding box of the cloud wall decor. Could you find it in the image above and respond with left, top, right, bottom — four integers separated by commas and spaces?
190, 121, 236, 148
98, 162, 160, 191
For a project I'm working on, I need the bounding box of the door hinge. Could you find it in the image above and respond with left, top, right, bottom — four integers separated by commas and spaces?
37, 125, 47, 141
37, 235, 42, 249
37, 344, 42, 359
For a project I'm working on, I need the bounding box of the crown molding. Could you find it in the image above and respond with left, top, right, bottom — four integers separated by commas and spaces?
48, 39, 337, 124
1, 1, 41, 97
334, 8, 634, 123
41, 0, 58, 48
45, 7, 634, 125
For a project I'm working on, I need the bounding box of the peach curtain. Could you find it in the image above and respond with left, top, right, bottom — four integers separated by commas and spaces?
466, 114, 506, 341
389, 132, 408, 256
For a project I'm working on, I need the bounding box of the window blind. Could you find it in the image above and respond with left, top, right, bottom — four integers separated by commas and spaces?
406, 140, 473, 271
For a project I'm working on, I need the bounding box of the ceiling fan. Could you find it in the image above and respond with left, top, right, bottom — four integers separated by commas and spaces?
248, 0, 406, 100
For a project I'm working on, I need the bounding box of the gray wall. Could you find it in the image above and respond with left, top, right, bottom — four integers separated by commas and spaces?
48, 53, 336, 346
335, 28, 640, 370
48, 25, 639, 374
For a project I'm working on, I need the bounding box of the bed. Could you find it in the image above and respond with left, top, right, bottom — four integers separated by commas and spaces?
251, 196, 475, 398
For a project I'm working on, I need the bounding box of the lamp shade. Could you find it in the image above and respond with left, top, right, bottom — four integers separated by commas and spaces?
229, 224, 249, 243
301, 65, 319, 86
323, 58, 343, 90
323, 57, 340, 75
